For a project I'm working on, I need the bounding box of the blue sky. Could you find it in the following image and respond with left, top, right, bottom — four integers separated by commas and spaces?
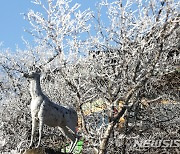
1, 0, 177, 51
0, 0, 33, 50
0, 0, 99, 51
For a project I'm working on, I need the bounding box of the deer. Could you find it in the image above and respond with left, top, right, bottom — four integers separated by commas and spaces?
23, 71, 78, 153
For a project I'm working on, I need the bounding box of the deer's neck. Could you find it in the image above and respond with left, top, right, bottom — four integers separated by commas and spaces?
29, 78, 43, 99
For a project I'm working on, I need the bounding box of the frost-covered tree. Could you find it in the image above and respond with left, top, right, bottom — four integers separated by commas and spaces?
0, 0, 179, 153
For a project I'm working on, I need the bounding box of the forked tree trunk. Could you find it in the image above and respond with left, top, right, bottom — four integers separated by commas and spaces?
98, 82, 147, 153
98, 122, 114, 154
98, 106, 127, 154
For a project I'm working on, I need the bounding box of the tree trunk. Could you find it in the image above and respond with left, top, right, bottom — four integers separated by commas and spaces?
98, 122, 114, 154
98, 106, 127, 154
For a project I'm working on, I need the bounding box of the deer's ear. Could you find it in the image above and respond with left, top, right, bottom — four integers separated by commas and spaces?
35, 67, 41, 73
23, 73, 29, 78
40, 73, 46, 81
29, 65, 41, 73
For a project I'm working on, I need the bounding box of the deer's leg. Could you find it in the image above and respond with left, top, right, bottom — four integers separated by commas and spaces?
36, 118, 44, 148
69, 136, 78, 153
29, 117, 38, 148
67, 126, 78, 153
59, 126, 77, 153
